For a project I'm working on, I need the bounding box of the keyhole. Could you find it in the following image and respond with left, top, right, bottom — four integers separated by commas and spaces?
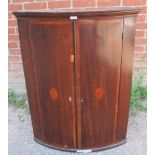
81, 97, 84, 103
69, 96, 72, 102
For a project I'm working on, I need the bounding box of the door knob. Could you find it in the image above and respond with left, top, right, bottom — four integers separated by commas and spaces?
70, 54, 74, 63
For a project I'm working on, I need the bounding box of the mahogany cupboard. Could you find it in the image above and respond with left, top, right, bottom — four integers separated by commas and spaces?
13, 8, 140, 152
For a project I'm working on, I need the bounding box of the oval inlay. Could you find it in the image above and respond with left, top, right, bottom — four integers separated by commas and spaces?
95, 87, 103, 100
50, 88, 58, 100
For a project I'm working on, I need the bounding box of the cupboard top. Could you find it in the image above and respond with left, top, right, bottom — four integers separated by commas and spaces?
13, 7, 140, 18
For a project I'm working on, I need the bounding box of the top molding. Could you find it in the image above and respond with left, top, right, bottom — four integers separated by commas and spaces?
13, 7, 140, 18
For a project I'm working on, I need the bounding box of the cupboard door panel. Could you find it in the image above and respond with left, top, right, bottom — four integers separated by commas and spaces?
75, 19, 123, 148
28, 20, 77, 148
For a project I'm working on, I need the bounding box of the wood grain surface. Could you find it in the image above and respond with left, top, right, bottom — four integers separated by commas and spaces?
28, 20, 77, 148
75, 19, 123, 148
15, 8, 139, 150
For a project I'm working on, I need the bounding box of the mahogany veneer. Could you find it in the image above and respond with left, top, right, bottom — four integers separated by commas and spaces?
13, 8, 140, 152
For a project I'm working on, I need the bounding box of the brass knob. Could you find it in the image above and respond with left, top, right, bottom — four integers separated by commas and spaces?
70, 54, 74, 63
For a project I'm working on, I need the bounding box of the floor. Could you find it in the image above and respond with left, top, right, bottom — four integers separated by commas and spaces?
8, 105, 146, 155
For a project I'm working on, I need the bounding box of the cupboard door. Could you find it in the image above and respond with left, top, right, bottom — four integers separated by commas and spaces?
28, 20, 77, 148
75, 19, 123, 148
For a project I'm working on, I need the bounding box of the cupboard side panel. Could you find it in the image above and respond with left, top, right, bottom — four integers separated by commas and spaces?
116, 17, 137, 141
17, 19, 44, 140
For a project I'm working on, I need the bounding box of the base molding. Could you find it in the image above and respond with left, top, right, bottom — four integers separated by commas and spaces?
34, 137, 126, 152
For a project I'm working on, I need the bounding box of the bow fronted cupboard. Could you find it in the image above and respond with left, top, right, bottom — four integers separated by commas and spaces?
13, 8, 140, 152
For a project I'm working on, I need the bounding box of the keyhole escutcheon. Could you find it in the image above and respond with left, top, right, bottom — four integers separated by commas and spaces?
69, 96, 72, 102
